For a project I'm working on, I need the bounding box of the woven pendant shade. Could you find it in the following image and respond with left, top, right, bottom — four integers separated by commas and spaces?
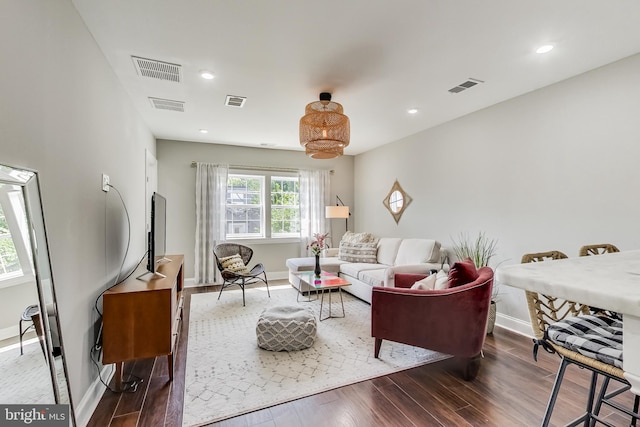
299, 93, 350, 159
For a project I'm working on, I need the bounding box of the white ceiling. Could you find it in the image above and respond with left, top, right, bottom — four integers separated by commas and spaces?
72, 0, 640, 156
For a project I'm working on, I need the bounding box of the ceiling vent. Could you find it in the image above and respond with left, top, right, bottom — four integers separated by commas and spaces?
132, 56, 182, 83
149, 97, 185, 112
225, 95, 247, 108
448, 78, 484, 94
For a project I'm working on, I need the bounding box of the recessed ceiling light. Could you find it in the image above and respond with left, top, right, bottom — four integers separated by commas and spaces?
536, 45, 554, 54
407, 108, 418, 114
200, 71, 215, 80
199, 129, 208, 134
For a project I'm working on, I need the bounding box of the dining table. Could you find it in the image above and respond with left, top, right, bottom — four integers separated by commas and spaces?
495, 250, 640, 395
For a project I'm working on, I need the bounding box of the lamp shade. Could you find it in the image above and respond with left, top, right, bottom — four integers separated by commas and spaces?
300, 93, 350, 159
325, 205, 349, 219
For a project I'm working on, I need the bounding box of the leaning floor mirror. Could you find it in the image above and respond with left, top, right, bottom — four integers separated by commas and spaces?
0, 163, 75, 424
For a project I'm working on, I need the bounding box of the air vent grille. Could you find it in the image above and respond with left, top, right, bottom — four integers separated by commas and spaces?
225, 95, 247, 108
448, 78, 484, 94
149, 97, 185, 112
132, 56, 182, 83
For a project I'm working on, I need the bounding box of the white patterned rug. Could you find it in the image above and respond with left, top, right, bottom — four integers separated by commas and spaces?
182, 285, 448, 426
0, 339, 55, 404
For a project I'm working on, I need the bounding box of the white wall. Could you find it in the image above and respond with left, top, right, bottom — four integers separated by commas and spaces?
355, 53, 640, 327
156, 139, 354, 281
1, 0, 154, 421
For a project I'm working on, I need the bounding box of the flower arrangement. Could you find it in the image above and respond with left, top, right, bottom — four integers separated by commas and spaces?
307, 232, 329, 256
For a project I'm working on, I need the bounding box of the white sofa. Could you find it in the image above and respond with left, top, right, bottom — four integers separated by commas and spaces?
286, 237, 447, 304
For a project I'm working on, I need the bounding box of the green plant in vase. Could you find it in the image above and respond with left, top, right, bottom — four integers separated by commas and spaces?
451, 231, 500, 334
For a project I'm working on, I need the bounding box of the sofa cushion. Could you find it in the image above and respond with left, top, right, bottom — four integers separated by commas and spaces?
447, 258, 478, 288
357, 268, 388, 287
338, 242, 378, 263
339, 262, 384, 279
376, 238, 402, 265
395, 239, 441, 265
286, 257, 343, 274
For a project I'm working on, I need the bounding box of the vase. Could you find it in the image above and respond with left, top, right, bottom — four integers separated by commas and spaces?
314, 254, 321, 278
486, 300, 497, 334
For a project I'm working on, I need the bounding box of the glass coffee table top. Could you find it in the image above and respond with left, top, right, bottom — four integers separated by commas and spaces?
295, 271, 351, 321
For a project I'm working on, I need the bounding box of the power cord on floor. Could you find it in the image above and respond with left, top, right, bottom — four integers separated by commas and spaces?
90, 346, 143, 393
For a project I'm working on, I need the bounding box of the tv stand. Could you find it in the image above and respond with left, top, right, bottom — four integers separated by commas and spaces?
103, 254, 184, 391
135, 270, 166, 281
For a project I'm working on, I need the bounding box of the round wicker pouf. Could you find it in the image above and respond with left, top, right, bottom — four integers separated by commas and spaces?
256, 305, 317, 351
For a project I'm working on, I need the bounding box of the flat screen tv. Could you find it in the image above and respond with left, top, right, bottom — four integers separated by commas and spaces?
142, 192, 169, 279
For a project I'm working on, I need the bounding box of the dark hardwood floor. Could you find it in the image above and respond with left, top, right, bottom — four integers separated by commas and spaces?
88, 283, 636, 427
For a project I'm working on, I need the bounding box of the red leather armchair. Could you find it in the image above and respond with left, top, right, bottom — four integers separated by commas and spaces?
371, 266, 494, 380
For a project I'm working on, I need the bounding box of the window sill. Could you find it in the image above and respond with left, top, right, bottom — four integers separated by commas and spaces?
226, 237, 301, 245
0, 273, 36, 289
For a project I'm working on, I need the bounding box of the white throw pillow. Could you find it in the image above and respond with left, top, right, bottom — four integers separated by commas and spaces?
434, 270, 449, 290
411, 274, 437, 290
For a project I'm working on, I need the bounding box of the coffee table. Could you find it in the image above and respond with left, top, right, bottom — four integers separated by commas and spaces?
295, 271, 351, 321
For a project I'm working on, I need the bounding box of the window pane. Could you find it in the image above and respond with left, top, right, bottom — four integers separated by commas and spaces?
226, 175, 264, 238
0, 198, 23, 279
271, 176, 300, 237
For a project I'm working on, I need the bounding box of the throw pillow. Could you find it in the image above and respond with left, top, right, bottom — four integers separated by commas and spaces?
340, 231, 379, 245
446, 258, 479, 288
338, 242, 378, 263
410, 274, 437, 290
434, 269, 449, 290
219, 254, 250, 274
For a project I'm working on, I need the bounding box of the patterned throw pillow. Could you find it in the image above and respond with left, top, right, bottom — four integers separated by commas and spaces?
219, 254, 250, 274
338, 242, 378, 263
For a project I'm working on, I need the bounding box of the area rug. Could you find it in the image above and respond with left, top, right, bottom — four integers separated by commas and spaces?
0, 339, 55, 404
182, 285, 448, 426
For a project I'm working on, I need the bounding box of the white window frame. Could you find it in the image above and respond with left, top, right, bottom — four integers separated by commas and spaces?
0, 185, 34, 289
226, 171, 300, 243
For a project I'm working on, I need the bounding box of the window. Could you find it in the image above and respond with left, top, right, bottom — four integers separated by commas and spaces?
226, 173, 300, 240
270, 176, 300, 237
0, 184, 33, 287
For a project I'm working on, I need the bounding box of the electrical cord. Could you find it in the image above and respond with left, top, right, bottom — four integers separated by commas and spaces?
90, 346, 143, 393
107, 183, 131, 286
94, 250, 148, 319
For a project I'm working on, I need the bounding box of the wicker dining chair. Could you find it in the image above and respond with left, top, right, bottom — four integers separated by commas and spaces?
522, 250, 639, 427
579, 243, 620, 257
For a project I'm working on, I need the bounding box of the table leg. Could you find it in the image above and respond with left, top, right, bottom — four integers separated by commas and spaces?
114, 362, 123, 391
319, 288, 345, 321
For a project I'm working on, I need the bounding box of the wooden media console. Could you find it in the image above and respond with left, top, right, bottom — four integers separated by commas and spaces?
102, 254, 184, 390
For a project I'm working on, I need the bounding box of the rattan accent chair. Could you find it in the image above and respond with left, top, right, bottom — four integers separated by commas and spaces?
579, 243, 620, 257
523, 250, 639, 427
213, 243, 270, 306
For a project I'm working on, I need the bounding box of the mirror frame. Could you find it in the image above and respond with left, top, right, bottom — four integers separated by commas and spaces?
382, 180, 412, 224
0, 163, 75, 424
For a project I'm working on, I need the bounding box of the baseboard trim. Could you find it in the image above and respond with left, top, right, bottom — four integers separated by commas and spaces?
75, 363, 114, 427
184, 271, 289, 288
494, 312, 533, 338
0, 325, 18, 341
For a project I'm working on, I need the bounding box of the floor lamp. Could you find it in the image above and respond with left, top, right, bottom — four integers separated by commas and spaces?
325, 196, 350, 233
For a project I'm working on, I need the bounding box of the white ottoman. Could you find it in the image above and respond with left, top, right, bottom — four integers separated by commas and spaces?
256, 305, 317, 351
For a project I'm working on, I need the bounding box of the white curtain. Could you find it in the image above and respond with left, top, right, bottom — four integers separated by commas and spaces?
195, 163, 228, 284
299, 169, 330, 256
